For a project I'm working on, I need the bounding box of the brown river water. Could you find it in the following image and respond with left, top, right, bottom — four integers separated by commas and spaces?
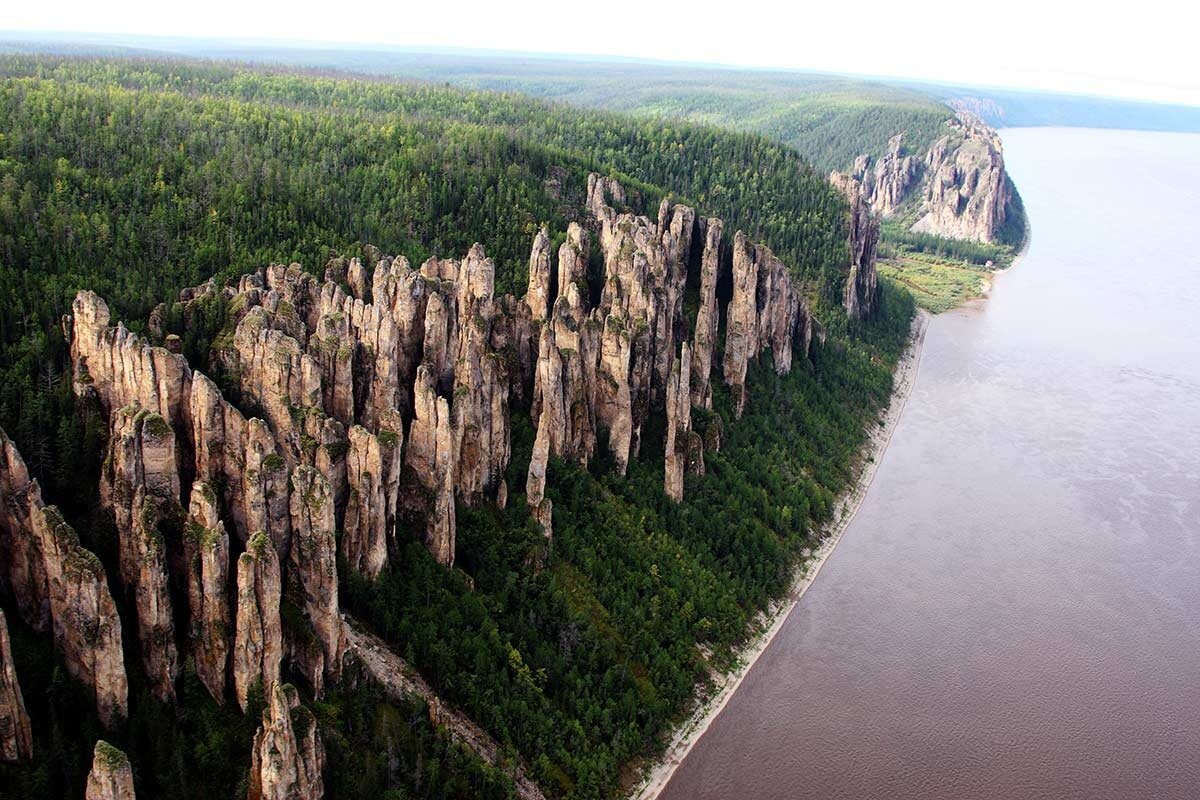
658, 127, 1200, 799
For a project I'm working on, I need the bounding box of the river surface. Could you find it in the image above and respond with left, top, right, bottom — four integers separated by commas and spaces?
659, 127, 1200, 800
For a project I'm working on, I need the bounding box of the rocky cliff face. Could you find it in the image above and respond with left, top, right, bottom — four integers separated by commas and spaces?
689, 218, 724, 409
1, 427, 128, 728
9, 170, 832, 752
184, 482, 231, 703
0, 609, 32, 762
721, 233, 814, 416
829, 172, 882, 320
37, 504, 129, 728
0, 429, 50, 632
233, 532, 282, 713
286, 467, 346, 694
248, 683, 325, 800
911, 116, 1010, 243
838, 113, 1010, 244
85, 741, 136, 800
100, 405, 181, 704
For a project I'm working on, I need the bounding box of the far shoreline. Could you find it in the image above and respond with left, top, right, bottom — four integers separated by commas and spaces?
627, 306, 931, 800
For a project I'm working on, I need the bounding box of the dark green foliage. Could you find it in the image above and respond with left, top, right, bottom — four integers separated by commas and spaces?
317, 681, 521, 799
344, 287, 913, 799
0, 620, 257, 800
0, 55, 852, 498
0, 53, 915, 800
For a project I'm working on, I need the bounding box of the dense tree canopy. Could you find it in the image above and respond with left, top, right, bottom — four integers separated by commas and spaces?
0, 55, 914, 800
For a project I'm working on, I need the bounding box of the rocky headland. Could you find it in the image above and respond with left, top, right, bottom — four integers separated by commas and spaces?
832, 112, 1012, 244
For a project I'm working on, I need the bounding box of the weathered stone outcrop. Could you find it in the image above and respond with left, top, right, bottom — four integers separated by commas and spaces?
341, 424, 400, 579
70, 291, 191, 429
664, 343, 693, 503
861, 133, 920, 216
451, 245, 511, 505
248, 683, 325, 800
286, 467, 345, 693
85, 741, 136, 800
371, 256, 429, 420
912, 115, 1010, 243
0, 609, 32, 762
588, 179, 682, 468
35, 505, 128, 727
556, 223, 589, 300
0, 429, 50, 631
525, 227, 553, 321
526, 283, 597, 508
183, 482, 230, 704
42, 167, 847, 752
346, 257, 368, 302
232, 305, 323, 453
830, 171, 882, 320
689, 218, 723, 409
402, 365, 457, 566
1, 428, 127, 727
233, 532, 282, 713
100, 405, 180, 704
189, 374, 291, 552
721, 232, 813, 416
838, 114, 1010, 244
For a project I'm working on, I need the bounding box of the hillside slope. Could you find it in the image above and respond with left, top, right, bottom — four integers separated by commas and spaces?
0, 56, 910, 800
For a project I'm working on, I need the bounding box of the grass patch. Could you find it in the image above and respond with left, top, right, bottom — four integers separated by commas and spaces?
878, 252, 991, 313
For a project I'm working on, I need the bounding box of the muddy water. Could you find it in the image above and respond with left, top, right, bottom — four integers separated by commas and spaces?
659, 127, 1200, 800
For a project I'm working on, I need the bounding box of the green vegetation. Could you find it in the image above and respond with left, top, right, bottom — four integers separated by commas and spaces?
62, 48, 954, 175
0, 55, 856, 507
361, 56, 954, 174
878, 254, 989, 313
0, 54, 916, 799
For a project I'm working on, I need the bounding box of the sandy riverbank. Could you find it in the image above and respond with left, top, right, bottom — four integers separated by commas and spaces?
628, 307, 931, 800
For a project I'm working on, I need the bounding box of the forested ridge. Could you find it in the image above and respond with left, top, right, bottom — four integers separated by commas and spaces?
0, 55, 914, 800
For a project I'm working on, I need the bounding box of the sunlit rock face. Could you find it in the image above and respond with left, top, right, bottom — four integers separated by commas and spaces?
829, 170, 882, 320
839, 114, 1010, 245
248, 683, 325, 800
85, 741, 137, 800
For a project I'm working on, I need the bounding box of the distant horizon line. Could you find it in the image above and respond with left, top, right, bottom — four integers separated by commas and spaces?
3, 27, 1200, 112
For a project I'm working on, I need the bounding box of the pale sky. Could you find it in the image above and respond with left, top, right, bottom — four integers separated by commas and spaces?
6, 0, 1199, 106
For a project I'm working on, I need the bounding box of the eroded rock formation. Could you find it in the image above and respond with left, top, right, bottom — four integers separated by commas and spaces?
39, 170, 833, 742
234, 532, 282, 712
85, 741, 136, 800
100, 405, 181, 704
837, 113, 1010, 244
912, 116, 1010, 243
184, 482, 230, 704
342, 424, 400, 579
0, 429, 50, 631
248, 683, 325, 800
37, 504, 129, 728
690, 218, 723, 409
1, 429, 128, 728
664, 343, 695, 503
0, 609, 32, 762
830, 171, 882, 320
286, 467, 345, 693
722, 232, 813, 416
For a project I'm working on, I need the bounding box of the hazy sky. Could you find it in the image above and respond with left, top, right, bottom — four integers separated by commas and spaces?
6, 0, 1198, 106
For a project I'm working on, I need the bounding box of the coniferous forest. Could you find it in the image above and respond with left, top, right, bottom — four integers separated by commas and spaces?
0, 55, 914, 800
